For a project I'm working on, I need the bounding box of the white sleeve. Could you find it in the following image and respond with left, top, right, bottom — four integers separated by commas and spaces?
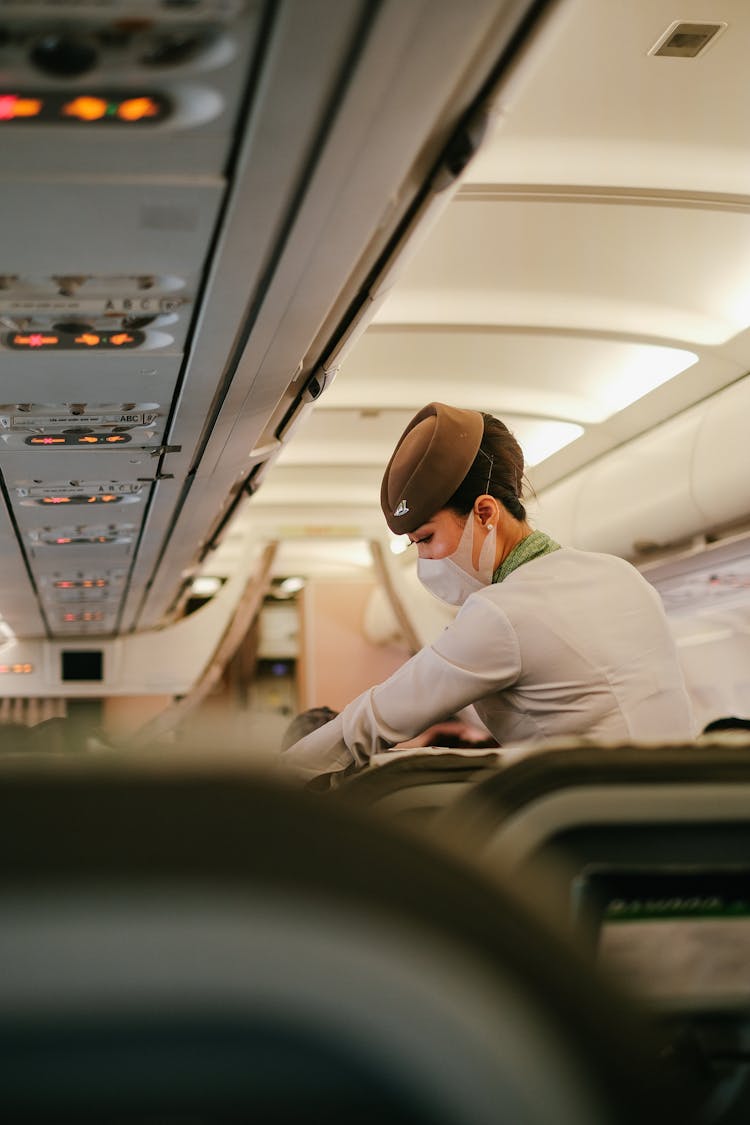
281, 592, 521, 781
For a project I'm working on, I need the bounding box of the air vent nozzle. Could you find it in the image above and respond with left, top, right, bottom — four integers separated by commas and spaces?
649, 21, 727, 58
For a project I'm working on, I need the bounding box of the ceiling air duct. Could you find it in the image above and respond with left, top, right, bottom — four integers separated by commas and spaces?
649, 22, 726, 59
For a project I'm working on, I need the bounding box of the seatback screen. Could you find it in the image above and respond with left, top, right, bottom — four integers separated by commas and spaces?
583, 870, 750, 1005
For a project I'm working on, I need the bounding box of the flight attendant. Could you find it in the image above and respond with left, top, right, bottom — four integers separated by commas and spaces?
283, 402, 697, 783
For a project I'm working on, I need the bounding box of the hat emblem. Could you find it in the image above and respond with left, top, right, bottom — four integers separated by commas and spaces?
394, 498, 409, 517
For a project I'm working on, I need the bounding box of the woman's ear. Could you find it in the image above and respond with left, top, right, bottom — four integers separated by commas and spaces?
474, 494, 500, 528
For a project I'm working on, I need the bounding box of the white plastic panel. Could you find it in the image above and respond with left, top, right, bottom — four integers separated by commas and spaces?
534, 375, 750, 556
526, 474, 584, 547
280, 408, 561, 467
375, 199, 750, 348
0, 449, 159, 485
571, 407, 704, 555
0, 352, 182, 404
692, 375, 750, 527
467, 0, 750, 195
0, 181, 224, 277
333, 329, 699, 424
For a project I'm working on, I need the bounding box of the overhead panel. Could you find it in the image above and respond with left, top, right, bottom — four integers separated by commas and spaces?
0, 0, 259, 639
0, 0, 258, 176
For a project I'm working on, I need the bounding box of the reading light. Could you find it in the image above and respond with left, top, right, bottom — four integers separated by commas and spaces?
279, 576, 305, 596
190, 575, 223, 597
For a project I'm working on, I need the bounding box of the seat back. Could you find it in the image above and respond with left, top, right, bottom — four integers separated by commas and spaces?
0, 757, 685, 1125
436, 740, 750, 1121
334, 746, 502, 828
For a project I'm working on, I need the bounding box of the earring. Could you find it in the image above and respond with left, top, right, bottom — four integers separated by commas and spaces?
487, 524, 493, 531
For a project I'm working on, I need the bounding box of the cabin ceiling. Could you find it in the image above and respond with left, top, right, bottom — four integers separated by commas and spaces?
2, 0, 750, 661
238, 0, 750, 614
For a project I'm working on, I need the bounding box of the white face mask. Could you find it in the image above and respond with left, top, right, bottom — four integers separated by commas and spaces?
417, 513, 497, 606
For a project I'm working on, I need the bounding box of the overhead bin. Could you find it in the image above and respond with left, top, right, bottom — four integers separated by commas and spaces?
535, 373, 750, 557
130, 0, 554, 632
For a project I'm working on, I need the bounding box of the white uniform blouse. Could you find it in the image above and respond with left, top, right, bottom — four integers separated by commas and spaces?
283, 547, 697, 782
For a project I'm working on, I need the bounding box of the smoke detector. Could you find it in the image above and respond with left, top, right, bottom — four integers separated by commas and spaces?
649, 21, 727, 58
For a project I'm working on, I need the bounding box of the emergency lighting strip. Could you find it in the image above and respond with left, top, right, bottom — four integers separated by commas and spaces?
0, 91, 171, 124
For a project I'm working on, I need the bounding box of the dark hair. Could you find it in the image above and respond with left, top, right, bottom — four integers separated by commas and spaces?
703, 716, 750, 733
281, 706, 339, 752
446, 413, 527, 520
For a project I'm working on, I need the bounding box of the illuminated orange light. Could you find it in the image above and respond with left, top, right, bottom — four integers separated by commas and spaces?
31, 436, 65, 445
55, 581, 76, 588
43, 497, 71, 504
23, 664, 32, 673
63, 614, 77, 622
75, 333, 101, 347
62, 96, 108, 122
109, 333, 134, 346
0, 95, 43, 120
14, 98, 43, 118
95, 580, 107, 587
79, 435, 99, 444
117, 97, 159, 122
105, 435, 126, 443
100, 495, 117, 502
14, 333, 58, 347
55, 538, 72, 544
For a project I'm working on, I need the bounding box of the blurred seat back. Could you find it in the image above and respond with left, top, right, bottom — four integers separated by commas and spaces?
334, 746, 502, 828
436, 740, 750, 1122
0, 757, 684, 1125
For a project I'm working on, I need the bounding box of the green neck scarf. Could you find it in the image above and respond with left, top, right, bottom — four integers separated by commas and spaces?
492, 529, 561, 584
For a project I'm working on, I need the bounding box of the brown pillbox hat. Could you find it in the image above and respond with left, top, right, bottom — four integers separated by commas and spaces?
380, 402, 484, 534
